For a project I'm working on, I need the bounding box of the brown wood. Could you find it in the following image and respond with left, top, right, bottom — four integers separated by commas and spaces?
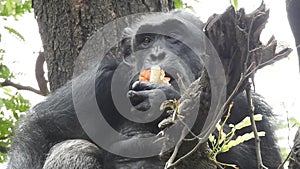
32, 0, 173, 91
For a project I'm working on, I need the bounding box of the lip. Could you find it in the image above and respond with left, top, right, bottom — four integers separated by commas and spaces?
129, 73, 140, 89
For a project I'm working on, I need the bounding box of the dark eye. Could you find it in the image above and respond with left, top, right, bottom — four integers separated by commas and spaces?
142, 36, 152, 45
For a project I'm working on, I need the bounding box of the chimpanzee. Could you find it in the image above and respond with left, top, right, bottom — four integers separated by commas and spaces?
7, 11, 281, 169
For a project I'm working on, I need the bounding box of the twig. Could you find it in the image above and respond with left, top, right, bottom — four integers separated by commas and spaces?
246, 85, 267, 169
278, 150, 292, 169
165, 127, 188, 169
1, 79, 47, 96
35, 52, 49, 95
287, 127, 300, 168
162, 3, 292, 168
243, 10, 267, 168
165, 69, 249, 168
165, 134, 202, 168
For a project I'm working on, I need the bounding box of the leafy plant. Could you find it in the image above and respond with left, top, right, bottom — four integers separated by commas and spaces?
174, 0, 197, 11
290, 117, 300, 127
0, 0, 32, 162
174, 0, 184, 9
0, 57, 31, 162
4, 26, 25, 41
208, 103, 265, 168
0, 0, 31, 18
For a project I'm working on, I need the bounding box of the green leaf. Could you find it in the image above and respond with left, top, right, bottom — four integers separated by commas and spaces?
0, 64, 13, 79
23, 1, 32, 11
208, 134, 216, 145
222, 131, 265, 152
0, 99, 4, 108
4, 26, 25, 41
290, 117, 300, 127
0, 152, 7, 163
0, 0, 32, 17
184, 5, 195, 12
5, 0, 13, 15
230, 0, 239, 11
234, 114, 262, 130
2, 93, 30, 120
3, 87, 12, 93
174, 0, 183, 9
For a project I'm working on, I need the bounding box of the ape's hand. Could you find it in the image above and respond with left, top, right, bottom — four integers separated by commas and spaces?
127, 81, 180, 112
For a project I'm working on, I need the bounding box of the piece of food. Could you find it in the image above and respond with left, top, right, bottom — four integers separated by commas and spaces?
149, 65, 162, 83
139, 70, 151, 82
139, 65, 170, 84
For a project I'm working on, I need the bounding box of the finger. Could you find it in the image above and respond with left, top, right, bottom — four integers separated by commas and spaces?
132, 81, 168, 91
127, 90, 149, 106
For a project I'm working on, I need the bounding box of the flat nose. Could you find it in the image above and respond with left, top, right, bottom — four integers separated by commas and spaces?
150, 52, 165, 62
150, 46, 166, 62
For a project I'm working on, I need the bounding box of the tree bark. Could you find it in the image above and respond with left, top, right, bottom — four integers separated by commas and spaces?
32, 0, 173, 91
286, 0, 300, 72
286, 1, 300, 167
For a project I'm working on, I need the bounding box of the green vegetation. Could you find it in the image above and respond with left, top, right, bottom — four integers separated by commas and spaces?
0, 0, 32, 162
208, 104, 265, 168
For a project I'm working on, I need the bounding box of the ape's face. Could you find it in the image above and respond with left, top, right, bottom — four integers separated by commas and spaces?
123, 16, 204, 90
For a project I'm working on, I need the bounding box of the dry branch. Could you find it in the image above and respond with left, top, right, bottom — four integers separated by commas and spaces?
162, 3, 291, 169
0, 79, 47, 96
35, 52, 49, 95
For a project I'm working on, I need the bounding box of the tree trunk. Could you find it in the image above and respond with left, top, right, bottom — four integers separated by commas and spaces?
32, 0, 173, 91
286, 1, 300, 167
286, 0, 300, 72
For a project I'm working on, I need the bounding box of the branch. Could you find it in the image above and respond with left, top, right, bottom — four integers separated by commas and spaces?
246, 84, 267, 169
161, 3, 292, 168
1, 79, 47, 96
279, 150, 292, 169
243, 9, 266, 169
165, 127, 188, 168
35, 52, 49, 95
0, 52, 49, 96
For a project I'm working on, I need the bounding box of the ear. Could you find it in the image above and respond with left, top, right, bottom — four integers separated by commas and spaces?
121, 37, 132, 58
121, 27, 133, 57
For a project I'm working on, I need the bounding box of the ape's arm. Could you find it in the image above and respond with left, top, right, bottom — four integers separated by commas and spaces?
8, 82, 102, 169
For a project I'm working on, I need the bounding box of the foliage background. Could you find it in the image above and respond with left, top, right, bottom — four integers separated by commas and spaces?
0, 0, 32, 162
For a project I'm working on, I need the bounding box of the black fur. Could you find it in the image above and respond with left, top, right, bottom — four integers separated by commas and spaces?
7, 11, 281, 169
